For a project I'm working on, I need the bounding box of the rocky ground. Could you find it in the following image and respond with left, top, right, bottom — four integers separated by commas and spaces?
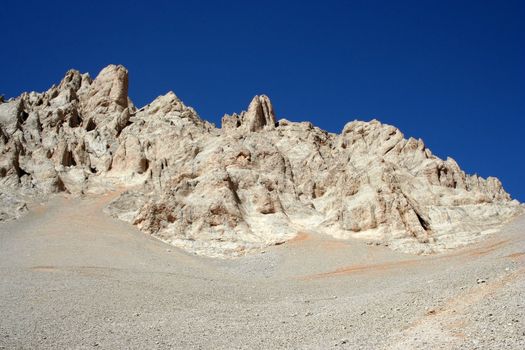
1, 193, 523, 349
1, 65, 522, 258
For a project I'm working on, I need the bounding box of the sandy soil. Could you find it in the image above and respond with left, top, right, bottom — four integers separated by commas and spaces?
0, 193, 523, 349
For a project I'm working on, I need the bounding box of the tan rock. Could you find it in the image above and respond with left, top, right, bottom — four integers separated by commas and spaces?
0, 65, 521, 256
222, 95, 276, 132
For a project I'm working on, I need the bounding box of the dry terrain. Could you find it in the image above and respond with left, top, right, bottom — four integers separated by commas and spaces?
1, 192, 523, 349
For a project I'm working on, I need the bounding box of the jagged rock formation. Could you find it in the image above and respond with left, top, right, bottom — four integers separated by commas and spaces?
1, 65, 522, 257
222, 95, 276, 132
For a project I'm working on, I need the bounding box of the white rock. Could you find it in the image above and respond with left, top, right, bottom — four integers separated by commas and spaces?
0, 65, 522, 258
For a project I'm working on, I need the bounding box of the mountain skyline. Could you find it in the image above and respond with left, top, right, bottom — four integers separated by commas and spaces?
1, 0, 523, 200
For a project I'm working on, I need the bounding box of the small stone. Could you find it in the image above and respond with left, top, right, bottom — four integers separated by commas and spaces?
426, 309, 436, 315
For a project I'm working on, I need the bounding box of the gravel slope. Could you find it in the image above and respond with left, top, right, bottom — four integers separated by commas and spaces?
0, 193, 523, 349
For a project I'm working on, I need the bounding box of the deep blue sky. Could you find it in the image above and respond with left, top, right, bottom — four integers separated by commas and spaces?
1, 0, 524, 201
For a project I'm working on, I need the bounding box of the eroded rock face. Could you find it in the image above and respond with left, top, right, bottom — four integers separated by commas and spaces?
0, 64, 133, 197
1, 65, 522, 257
222, 95, 276, 132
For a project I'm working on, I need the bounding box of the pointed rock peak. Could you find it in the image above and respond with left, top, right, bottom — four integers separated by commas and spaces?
247, 94, 273, 113
164, 91, 179, 99
56, 69, 92, 96
138, 91, 207, 125
245, 94, 276, 132
89, 64, 129, 108
161, 91, 184, 105
58, 69, 82, 90
222, 94, 277, 131
96, 64, 128, 79
151, 91, 189, 109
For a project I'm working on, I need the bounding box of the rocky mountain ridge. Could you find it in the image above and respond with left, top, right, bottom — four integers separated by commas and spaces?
0, 65, 521, 257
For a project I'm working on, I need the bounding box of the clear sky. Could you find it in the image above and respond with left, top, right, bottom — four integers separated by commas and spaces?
1, 0, 524, 201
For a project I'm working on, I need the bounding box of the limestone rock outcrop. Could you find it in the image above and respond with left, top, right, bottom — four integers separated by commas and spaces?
222, 95, 276, 132
1, 65, 522, 257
